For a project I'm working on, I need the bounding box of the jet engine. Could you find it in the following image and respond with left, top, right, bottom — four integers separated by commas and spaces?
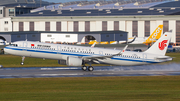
58, 56, 82, 66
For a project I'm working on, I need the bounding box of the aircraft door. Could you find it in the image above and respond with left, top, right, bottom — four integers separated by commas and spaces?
99, 51, 103, 55
23, 42, 28, 51
143, 54, 147, 62
57, 46, 61, 54
23, 42, 28, 47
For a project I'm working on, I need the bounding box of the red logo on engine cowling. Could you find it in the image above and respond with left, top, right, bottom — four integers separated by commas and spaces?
158, 40, 168, 50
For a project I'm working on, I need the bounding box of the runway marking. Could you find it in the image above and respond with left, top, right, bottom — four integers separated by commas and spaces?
0, 63, 180, 78
39, 74, 84, 76
41, 68, 78, 70
107, 73, 115, 75
0, 75, 13, 77
94, 73, 103, 75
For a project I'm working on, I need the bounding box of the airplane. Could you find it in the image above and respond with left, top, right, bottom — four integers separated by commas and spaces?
120, 25, 163, 44
4, 31, 172, 71
88, 25, 163, 45
0, 39, 6, 45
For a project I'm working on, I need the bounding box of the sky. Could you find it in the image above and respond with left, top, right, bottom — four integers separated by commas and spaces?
43, 0, 95, 3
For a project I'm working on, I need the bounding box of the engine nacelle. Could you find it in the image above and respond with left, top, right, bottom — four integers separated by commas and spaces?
58, 56, 82, 66
67, 56, 82, 66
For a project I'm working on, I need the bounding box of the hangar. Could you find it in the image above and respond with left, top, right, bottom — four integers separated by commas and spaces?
0, 30, 128, 44
1, 0, 180, 44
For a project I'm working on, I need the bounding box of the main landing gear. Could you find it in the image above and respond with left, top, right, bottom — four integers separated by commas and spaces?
82, 66, 94, 71
21, 56, 25, 65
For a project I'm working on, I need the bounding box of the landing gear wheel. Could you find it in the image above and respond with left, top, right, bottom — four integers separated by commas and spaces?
88, 66, 94, 71
21, 62, 24, 65
82, 66, 87, 71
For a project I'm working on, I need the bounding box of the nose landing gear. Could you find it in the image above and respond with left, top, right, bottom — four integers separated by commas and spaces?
21, 56, 25, 65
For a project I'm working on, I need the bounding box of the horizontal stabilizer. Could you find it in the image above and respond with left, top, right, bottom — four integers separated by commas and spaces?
155, 56, 172, 61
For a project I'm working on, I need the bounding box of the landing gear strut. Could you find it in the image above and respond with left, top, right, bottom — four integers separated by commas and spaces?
82, 61, 94, 71
21, 56, 25, 65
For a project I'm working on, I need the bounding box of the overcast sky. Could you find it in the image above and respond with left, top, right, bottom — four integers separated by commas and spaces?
43, 0, 95, 3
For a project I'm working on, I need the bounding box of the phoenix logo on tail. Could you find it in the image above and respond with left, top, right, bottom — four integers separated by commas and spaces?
158, 40, 168, 50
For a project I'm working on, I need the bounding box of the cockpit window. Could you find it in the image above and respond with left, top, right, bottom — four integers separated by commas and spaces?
10, 44, 18, 47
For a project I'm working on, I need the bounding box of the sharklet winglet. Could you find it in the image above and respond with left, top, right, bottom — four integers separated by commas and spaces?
91, 42, 96, 48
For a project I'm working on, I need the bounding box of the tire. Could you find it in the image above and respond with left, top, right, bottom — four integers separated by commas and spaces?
21, 62, 24, 65
88, 66, 94, 71
82, 66, 87, 71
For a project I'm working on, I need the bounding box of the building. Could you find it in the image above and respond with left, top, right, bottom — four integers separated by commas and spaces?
1, 0, 180, 44
0, 0, 51, 32
0, 0, 51, 18
0, 31, 128, 44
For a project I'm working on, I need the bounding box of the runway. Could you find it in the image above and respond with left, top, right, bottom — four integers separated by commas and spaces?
0, 63, 180, 78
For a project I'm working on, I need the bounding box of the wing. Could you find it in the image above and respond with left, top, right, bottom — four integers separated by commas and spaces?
91, 41, 96, 48
82, 45, 128, 60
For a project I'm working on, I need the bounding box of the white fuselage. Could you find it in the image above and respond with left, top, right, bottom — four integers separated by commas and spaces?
130, 37, 148, 44
4, 41, 169, 66
128, 37, 149, 44
119, 37, 148, 44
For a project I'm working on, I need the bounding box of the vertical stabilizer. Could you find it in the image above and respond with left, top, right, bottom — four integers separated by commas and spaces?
144, 31, 172, 56
143, 25, 163, 44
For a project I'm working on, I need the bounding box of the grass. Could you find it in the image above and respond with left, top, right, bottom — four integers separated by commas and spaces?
0, 53, 180, 100
0, 55, 65, 67
0, 76, 180, 101
0, 53, 179, 67
166, 53, 180, 63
